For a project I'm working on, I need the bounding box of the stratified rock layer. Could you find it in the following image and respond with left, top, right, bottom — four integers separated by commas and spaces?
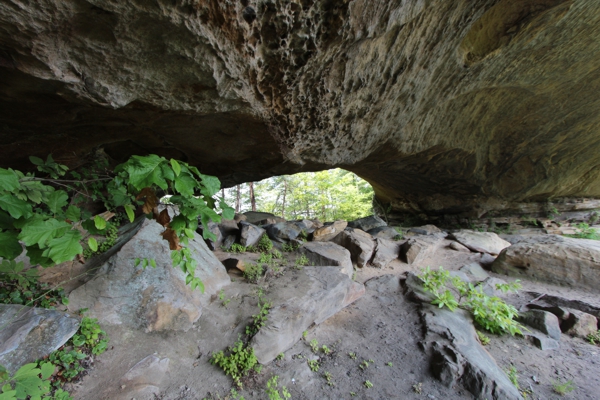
1, 1, 600, 217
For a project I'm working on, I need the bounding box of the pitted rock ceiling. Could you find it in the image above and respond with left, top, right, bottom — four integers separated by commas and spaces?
1, 0, 600, 218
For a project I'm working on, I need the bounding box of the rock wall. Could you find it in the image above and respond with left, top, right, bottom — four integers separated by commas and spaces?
1, 0, 599, 217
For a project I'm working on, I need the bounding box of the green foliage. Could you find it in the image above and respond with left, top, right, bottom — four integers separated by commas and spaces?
228, 244, 247, 253
276, 353, 285, 361
294, 255, 309, 269
245, 299, 271, 336
359, 360, 373, 370
82, 223, 118, 259
265, 376, 291, 400
281, 242, 299, 252
71, 317, 108, 355
348, 352, 357, 360
320, 345, 331, 355
209, 340, 258, 388
505, 366, 519, 389
477, 331, 490, 345
565, 223, 600, 241
587, 330, 600, 345
0, 362, 54, 400
418, 267, 523, 336
0, 154, 233, 293
553, 379, 575, 395
243, 264, 264, 284
364, 380, 373, 389
307, 359, 319, 372
309, 339, 319, 354
254, 235, 273, 253
0, 261, 68, 309
323, 371, 334, 387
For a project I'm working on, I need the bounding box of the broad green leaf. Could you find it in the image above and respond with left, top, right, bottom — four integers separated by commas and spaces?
13, 363, 39, 379
19, 219, 71, 248
46, 190, 68, 214
0, 390, 17, 400
0, 194, 32, 219
160, 163, 175, 182
150, 259, 156, 268
0, 210, 13, 230
169, 215, 187, 232
93, 215, 106, 230
124, 204, 135, 223
197, 173, 221, 197
220, 200, 235, 220
88, 237, 98, 252
0, 230, 22, 260
170, 159, 181, 177
29, 156, 43, 166
185, 274, 192, 285
40, 363, 54, 380
107, 184, 130, 207
65, 206, 81, 222
0, 168, 20, 192
44, 230, 83, 264
184, 228, 195, 239
174, 173, 197, 197
124, 154, 168, 190
134, 258, 140, 267
25, 244, 54, 268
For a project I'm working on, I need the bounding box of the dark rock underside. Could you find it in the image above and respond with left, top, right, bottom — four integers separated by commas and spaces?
1, 0, 600, 218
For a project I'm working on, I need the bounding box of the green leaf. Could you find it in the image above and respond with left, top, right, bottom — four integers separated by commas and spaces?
220, 200, 235, 220
197, 173, 221, 197
124, 204, 135, 223
123, 154, 168, 190
44, 230, 83, 264
185, 274, 192, 285
93, 215, 106, 230
19, 219, 71, 248
40, 363, 54, 380
65, 206, 81, 222
184, 228, 195, 239
134, 258, 140, 267
170, 159, 181, 177
0, 210, 13, 230
25, 244, 54, 268
174, 173, 197, 197
0, 390, 17, 399
0, 194, 32, 219
13, 363, 39, 379
0, 231, 22, 260
107, 185, 130, 207
29, 156, 43, 166
150, 259, 156, 268
0, 168, 20, 192
46, 190, 68, 214
88, 237, 98, 252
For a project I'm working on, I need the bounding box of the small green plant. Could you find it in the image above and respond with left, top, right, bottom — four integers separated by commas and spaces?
282, 242, 299, 252
364, 380, 373, 389
255, 235, 274, 253
302, 330, 308, 340
348, 352, 357, 360
413, 382, 422, 394
210, 340, 258, 388
243, 263, 264, 283
359, 360, 371, 370
271, 249, 283, 259
71, 316, 108, 355
307, 359, 319, 372
323, 371, 334, 387
552, 379, 575, 395
505, 365, 519, 390
229, 243, 247, 253
386, 362, 393, 367
245, 299, 271, 336
587, 330, 600, 345
265, 375, 291, 400
350, 392, 356, 396
222, 298, 231, 307
477, 331, 491, 345
218, 289, 225, 301
547, 206, 560, 219
566, 223, 600, 240
228, 388, 245, 400
321, 345, 331, 355
309, 339, 319, 354
495, 280, 522, 293
276, 353, 285, 361
294, 254, 309, 269
0, 362, 55, 399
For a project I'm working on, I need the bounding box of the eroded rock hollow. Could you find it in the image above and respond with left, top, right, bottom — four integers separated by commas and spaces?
1, 0, 599, 219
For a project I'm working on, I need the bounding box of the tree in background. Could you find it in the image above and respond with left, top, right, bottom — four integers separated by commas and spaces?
224, 169, 374, 221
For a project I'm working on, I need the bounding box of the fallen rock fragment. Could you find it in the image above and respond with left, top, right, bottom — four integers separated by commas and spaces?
299, 241, 353, 278
400, 236, 442, 264
449, 230, 511, 255
68, 220, 230, 332
408, 224, 443, 236
243, 211, 285, 225
371, 238, 402, 268
492, 235, 600, 292
367, 226, 399, 240
0, 305, 80, 373
518, 310, 561, 340
332, 227, 375, 268
116, 355, 170, 400
449, 241, 470, 252
459, 263, 490, 282
251, 267, 364, 364
265, 221, 302, 242
312, 220, 347, 242
561, 309, 598, 338
347, 215, 386, 232
239, 221, 266, 247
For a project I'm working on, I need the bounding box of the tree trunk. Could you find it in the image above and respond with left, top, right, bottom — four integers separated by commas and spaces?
282, 179, 287, 219
249, 182, 256, 212
235, 184, 241, 213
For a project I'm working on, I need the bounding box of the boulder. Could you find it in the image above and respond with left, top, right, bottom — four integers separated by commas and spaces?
68, 219, 230, 332
347, 216, 386, 232
459, 263, 490, 282
449, 241, 470, 252
299, 242, 353, 278
218, 219, 240, 237
371, 238, 402, 269
243, 212, 285, 225
311, 220, 347, 242
234, 214, 247, 223
525, 331, 560, 351
518, 310, 561, 341
491, 235, 600, 292
400, 236, 442, 264
117, 355, 170, 400
408, 225, 443, 236
251, 266, 364, 364
561, 310, 598, 339
331, 227, 375, 268
367, 226, 400, 240
479, 253, 497, 267
238, 221, 266, 247
449, 231, 511, 255
0, 305, 80, 373
222, 235, 236, 251
201, 221, 222, 250
265, 222, 302, 243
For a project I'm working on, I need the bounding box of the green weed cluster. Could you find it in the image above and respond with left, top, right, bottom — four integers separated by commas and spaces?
265, 376, 291, 400
243, 264, 264, 283
210, 340, 258, 388
566, 223, 600, 241
245, 299, 271, 336
418, 267, 523, 336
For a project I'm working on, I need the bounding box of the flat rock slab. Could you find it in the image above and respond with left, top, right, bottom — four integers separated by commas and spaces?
492, 235, 600, 292
408, 224, 444, 236
299, 241, 353, 278
518, 310, 561, 340
0, 305, 80, 373
312, 220, 347, 242
265, 221, 302, 242
449, 230, 511, 255
401, 236, 442, 264
347, 215, 386, 232
332, 227, 375, 268
117, 355, 170, 400
367, 226, 399, 240
251, 266, 364, 364
239, 221, 266, 247
371, 238, 402, 268
243, 212, 285, 225
68, 219, 230, 332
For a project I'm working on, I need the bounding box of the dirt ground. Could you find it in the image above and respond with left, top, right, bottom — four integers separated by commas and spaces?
71, 238, 600, 400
